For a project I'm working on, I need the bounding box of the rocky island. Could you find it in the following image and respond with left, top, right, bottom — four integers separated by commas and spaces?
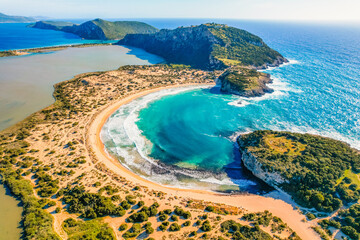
217, 67, 273, 97
29, 18, 158, 40
118, 23, 288, 70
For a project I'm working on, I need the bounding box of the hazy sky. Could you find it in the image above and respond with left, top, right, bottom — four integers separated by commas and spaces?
2, 0, 360, 21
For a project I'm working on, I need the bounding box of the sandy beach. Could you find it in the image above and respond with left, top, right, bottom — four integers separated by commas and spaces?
87, 83, 320, 240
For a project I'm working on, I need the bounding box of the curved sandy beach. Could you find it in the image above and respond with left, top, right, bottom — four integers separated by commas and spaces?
87, 84, 319, 240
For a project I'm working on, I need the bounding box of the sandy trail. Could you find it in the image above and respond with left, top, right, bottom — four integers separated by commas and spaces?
87, 84, 319, 240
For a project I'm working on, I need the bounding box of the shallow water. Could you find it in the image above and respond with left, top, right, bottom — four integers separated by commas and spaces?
0, 185, 22, 240
0, 45, 163, 130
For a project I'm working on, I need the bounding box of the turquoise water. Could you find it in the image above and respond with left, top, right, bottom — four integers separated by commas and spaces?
103, 21, 360, 191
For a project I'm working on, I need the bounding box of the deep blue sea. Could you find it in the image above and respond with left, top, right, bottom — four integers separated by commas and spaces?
0, 23, 113, 50
102, 19, 360, 192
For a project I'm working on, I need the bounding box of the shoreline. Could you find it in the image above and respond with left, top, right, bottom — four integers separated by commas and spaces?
88, 83, 320, 240
0, 43, 113, 57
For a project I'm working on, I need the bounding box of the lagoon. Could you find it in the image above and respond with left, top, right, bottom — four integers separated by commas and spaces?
0, 45, 163, 130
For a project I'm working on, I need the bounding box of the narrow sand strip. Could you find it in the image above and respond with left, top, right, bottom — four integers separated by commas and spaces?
87, 84, 319, 240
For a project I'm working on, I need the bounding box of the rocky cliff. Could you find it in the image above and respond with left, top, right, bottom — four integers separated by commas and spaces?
119, 24, 225, 70
118, 23, 288, 70
217, 67, 273, 97
237, 137, 288, 190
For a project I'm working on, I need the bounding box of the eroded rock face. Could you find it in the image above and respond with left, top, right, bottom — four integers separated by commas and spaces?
237, 138, 288, 190
119, 25, 225, 70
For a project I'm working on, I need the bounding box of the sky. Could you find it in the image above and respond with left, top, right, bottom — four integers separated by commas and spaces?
1, 0, 360, 22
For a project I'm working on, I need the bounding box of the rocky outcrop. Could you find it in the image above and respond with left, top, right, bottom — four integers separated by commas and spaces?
217, 67, 274, 97
118, 23, 288, 70
237, 138, 288, 190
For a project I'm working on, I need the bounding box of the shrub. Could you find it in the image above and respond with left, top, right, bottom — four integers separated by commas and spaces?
169, 223, 181, 232
119, 223, 128, 231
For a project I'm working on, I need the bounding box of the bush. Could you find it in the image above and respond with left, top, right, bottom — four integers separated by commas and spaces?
159, 214, 167, 221
127, 212, 148, 223
125, 195, 137, 205
183, 220, 191, 227
200, 220, 212, 232
205, 206, 214, 212
119, 223, 128, 231
306, 213, 316, 220
171, 215, 178, 221
137, 201, 145, 207
123, 223, 141, 239
169, 223, 181, 232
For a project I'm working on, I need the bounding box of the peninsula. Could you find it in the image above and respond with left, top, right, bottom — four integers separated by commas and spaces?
238, 130, 360, 239
118, 23, 288, 70
29, 19, 158, 40
0, 12, 36, 23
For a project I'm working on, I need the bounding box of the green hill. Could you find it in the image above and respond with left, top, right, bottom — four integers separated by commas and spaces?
30, 18, 158, 40
238, 130, 360, 213
0, 12, 35, 23
118, 23, 287, 70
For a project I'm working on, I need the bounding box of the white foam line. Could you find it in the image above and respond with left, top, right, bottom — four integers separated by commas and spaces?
227, 76, 302, 107
102, 85, 224, 181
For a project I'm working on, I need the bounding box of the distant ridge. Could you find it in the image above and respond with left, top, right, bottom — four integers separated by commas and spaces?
29, 19, 158, 40
118, 23, 288, 70
0, 12, 36, 23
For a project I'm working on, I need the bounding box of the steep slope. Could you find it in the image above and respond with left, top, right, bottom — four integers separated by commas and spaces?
118, 23, 287, 70
0, 12, 35, 23
30, 18, 158, 40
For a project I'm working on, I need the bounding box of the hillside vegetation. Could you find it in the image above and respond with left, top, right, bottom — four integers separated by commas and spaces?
119, 23, 287, 70
30, 18, 158, 40
239, 130, 360, 239
218, 66, 273, 97
238, 130, 360, 213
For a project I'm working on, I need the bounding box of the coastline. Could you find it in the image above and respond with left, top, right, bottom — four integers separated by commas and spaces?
0, 43, 113, 57
87, 83, 320, 240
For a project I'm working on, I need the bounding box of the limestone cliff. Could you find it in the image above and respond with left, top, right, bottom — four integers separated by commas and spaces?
237, 137, 288, 190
